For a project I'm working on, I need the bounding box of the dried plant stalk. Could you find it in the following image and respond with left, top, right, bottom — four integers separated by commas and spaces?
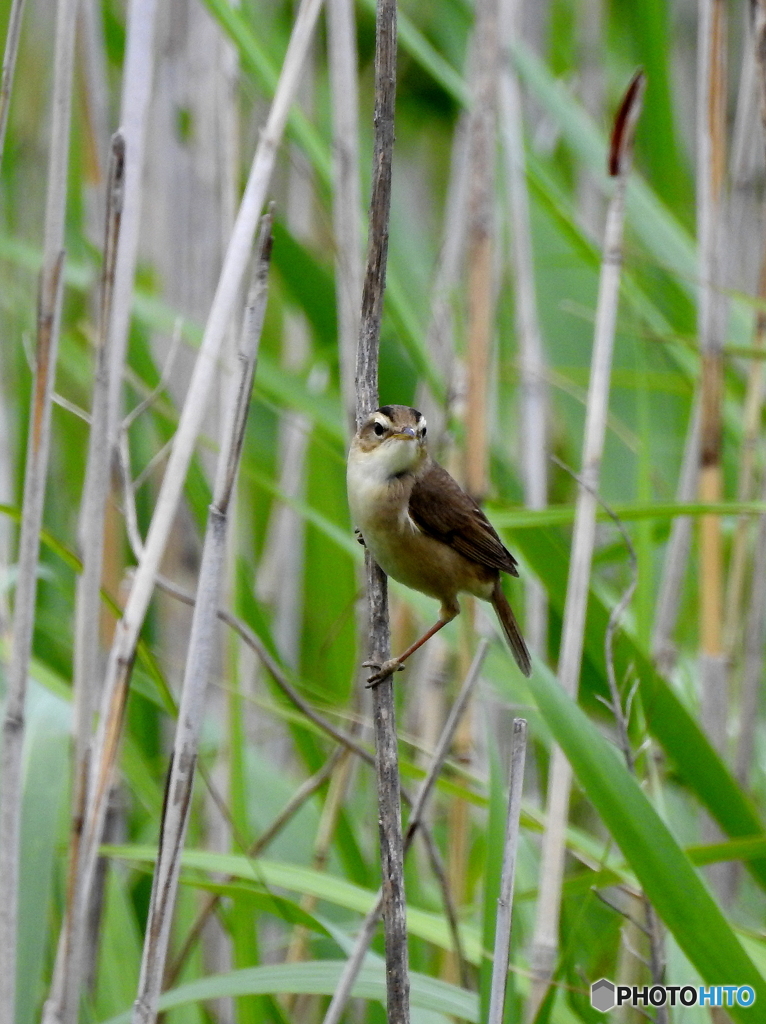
0, 0, 27, 172
527, 72, 646, 1017
105, 0, 161, 439
53, 132, 126, 1024
43, 1, 324, 1014
696, 0, 728, 755
322, 642, 488, 1024
498, 0, 548, 656
0, 0, 78, 1015
488, 718, 527, 1024
651, 401, 700, 668
132, 215, 272, 1024
354, 0, 410, 1017
464, 0, 498, 500
327, 0, 362, 432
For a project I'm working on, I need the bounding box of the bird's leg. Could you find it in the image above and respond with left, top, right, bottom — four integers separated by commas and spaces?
364, 609, 457, 687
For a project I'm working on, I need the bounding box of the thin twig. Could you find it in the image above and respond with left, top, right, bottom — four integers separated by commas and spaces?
131, 214, 273, 1024
488, 718, 528, 1024
321, 641, 488, 1024
0, 0, 78, 1015
166, 746, 345, 987
155, 575, 375, 769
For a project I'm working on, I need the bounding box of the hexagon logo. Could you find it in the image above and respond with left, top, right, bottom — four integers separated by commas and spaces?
591, 979, 616, 1012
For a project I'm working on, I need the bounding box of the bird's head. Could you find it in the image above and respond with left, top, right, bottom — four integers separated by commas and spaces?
350, 405, 428, 479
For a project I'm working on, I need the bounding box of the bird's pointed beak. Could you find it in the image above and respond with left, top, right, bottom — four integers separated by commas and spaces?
391, 427, 417, 440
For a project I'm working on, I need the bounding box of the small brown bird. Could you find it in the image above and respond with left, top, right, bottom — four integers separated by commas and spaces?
347, 404, 531, 683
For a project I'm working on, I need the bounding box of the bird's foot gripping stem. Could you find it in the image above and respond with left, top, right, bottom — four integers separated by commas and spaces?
362, 658, 405, 687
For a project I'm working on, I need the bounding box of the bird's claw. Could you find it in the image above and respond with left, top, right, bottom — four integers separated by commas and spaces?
362, 658, 405, 687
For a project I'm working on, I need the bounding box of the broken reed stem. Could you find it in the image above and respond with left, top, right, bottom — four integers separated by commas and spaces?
527, 72, 645, 1019
56, 132, 126, 1024
131, 215, 272, 1024
0, 0, 28, 173
322, 641, 488, 1024
45, 1, 325, 1014
0, 0, 78, 1016
498, 0, 548, 657
487, 718, 527, 1024
696, 0, 728, 756
326, 0, 362, 433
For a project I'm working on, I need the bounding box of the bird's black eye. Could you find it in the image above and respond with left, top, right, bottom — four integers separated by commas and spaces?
421, 425, 427, 437
373, 422, 386, 437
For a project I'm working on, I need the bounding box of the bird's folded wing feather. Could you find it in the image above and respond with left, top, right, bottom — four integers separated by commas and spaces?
408, 462, 519, 576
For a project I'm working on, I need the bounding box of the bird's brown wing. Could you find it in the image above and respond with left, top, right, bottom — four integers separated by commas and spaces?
408, 462, 519, 576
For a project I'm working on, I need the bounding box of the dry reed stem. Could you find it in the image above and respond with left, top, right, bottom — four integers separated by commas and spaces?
0, 0, 78, 1015
734, 0, 766, 785
131, 215, 273, 1024
56, 132, 126, 1024
465, 0, 498, 500
651, 400, 700, 669
527, 72, 645, 1018
321, 641, 488, 1024
0, 0, 27, 174
355, 0, 409, 1015
488, 718, 527, 1024
105, 0, 160, 441
327, 0, 362, 433
696, 0, 728, 762
419, 112, 470, 438
45, 2, 325, 1014
498, 0, 548, 656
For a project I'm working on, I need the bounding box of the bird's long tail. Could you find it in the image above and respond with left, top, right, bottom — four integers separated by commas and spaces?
491, 580, 532, 677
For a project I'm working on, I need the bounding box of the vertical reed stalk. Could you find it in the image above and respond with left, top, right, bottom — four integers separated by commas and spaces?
651, 401, 700, 668
354, 0, 409, 1018
43, 1, 324, 1013
57, 133, 125, 1024
488, 718, 527, 1024
465, 0, 498, 500
696, 0, 730, 900
327, 0, 362, 433
131, 216, 272, 1024
498, 0, 548, 657
696, 0, 728, 764
0, 0, 27, 173
0, 0, 78, 1016
322, 642, 488, 1024
527, 73, 645, 1018
105, 0, 160, 439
